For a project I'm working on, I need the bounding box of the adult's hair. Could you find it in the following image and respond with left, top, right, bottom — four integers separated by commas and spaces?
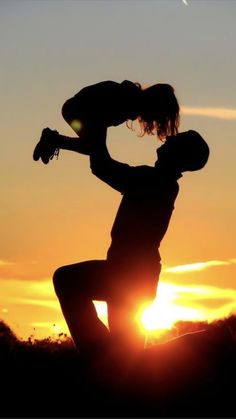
128, 83, 180, 140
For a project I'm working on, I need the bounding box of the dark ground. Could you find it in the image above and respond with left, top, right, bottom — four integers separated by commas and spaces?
1, 316, 236, 418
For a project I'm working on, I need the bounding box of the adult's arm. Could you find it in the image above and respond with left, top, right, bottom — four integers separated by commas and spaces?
89, 127, 153, 193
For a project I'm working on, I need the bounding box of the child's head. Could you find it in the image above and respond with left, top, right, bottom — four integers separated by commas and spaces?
136, 83, 180, 140
156, 130, 209, 173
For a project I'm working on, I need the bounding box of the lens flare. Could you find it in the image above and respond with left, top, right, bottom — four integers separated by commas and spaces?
2, 308, 8, 313
70, 119, 83, 132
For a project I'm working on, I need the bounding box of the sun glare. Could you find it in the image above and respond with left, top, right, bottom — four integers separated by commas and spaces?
138, 282, 208, 334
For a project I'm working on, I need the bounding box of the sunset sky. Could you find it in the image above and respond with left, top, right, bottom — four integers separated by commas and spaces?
1, 0, 236, 340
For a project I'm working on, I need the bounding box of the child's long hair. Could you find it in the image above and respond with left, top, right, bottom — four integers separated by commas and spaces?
127, 83, 180, 141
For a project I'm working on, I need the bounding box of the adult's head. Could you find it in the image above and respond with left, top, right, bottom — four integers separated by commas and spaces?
156, 130, 210, 173
135, 83, 180, 140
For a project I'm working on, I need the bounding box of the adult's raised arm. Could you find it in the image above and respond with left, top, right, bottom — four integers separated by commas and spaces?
89, 127, 153, 193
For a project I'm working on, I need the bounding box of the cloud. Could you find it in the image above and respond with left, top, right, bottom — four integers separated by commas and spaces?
182, 106, 236, 120
14, 297, 59, 311
193, 298, 234, 310
164, 259, 236, 274
176, 284, 236, 319
0, 260, 16, 266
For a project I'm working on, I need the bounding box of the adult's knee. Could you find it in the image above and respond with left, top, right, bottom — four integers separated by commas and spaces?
53, 266, 68, 297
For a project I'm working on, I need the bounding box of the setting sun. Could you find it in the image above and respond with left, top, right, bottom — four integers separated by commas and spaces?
138, 282, 205, 333
135, 280, 236, 336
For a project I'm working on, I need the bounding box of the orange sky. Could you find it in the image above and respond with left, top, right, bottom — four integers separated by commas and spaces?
1, 1, 236, 340
1, 258, 236, 340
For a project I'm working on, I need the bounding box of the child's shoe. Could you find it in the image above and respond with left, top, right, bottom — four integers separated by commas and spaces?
33, 128, 60, 164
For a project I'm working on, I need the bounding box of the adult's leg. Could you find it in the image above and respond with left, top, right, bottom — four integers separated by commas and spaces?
53, 260, 110, 356
107, 299, 145, 366
107, 263, 161, 364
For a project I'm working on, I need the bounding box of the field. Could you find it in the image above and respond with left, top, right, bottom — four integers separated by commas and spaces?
1, 316, 236, 418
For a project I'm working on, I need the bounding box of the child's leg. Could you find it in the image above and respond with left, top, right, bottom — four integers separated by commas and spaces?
33, 125, 107, 164
61, 95, 106, 154
57, 124, 107, 155
33, 91, 107, 164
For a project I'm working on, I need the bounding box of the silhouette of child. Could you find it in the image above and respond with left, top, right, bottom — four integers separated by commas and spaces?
52, 128, 209, 374
33, 80, 180, 164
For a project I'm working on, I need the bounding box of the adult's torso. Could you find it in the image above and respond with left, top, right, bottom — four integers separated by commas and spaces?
107, 167, 179, 269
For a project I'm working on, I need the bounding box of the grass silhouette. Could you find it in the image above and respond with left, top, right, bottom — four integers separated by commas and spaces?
1, 316, 236, 417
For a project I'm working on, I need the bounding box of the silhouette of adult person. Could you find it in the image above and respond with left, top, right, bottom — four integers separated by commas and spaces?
33, 79, 180, 374
32, 79, 209, 374
52, 127, 209, 373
